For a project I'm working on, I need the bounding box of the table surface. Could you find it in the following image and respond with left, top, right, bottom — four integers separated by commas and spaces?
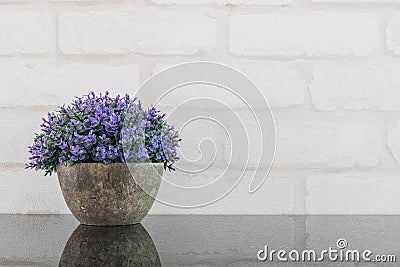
0, 214, 399, 266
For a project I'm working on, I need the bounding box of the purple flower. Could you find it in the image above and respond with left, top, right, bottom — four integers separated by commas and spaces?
26, 91, 180, 175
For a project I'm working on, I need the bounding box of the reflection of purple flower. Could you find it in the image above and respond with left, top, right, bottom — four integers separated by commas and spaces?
26, 91, 180, 175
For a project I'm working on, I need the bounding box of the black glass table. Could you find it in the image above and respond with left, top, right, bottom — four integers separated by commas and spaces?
0, 215, 399, 266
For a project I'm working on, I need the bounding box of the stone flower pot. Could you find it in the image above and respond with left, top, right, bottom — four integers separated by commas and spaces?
57, 163, 163, 226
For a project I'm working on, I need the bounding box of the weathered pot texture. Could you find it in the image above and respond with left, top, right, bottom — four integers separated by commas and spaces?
57, 163, 163, 226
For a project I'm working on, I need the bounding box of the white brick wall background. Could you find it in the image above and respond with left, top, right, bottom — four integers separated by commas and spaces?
1, 0, 400, 215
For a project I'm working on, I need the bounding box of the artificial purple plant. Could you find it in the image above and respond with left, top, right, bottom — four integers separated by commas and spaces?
26, 92, 180, 175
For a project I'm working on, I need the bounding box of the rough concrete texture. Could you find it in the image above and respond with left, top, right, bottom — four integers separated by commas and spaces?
57, 163, 163, 226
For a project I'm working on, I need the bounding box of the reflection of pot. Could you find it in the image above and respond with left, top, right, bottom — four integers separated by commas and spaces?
57, 163, 163, 226
59, 224, 161, 267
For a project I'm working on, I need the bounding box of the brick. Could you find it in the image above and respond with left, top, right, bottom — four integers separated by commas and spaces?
151, 0, 291, 4
0, 119, 40, 164
310, 62, 400, 111
152, 62, 304, 108
387, 15, 400, 55
313, 0, 400, 2
388, 122, 400, 166
0, 109, 49, 165
58, 10, 216, 55
230, 13, 379, 56
0, 168, 70, 214
0, 0, 92, 1
306, 174, 400, 214
0, 10, 52, 55
150, 172, 297, 214
239, 62, 305, 107
274, 123, 380, 168
221, 120, 273, 168
172, 116, 227, 169
0, 62, 140, 107
0, 109, 62, 164
146, 80, 246, 110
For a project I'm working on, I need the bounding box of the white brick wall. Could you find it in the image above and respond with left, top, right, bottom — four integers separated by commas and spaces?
386, 15, 400, 54
0, 168, 69, 214
388, 122, 400, 167
238, 62, 306, 108
154, 61, 305, 108
275, 123, 381, 168
230, 13, 379, 56
150, 0, 291, 4
306, 174, 400, 214
58, 9, 216, 55
0, 62, 140, 106
150, 173, 299, 214
0, 0, 399, 215
0, 10, 53, 55
312, 0, 400, 2
0, 120, 39, 163
310, 62, 400, 111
